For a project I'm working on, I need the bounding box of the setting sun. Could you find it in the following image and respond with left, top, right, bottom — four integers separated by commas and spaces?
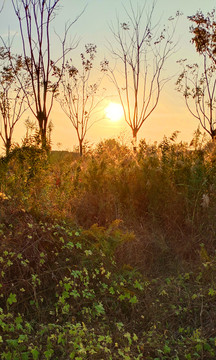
105, 102, 124, 122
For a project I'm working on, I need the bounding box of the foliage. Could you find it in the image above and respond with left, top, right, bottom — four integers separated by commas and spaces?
1, 135, 216, 269
177, 8, 216, 139
0, 201, 145, 359
188, 9, 216, 63
0, 49, 26, 156
1, 136, 216, 358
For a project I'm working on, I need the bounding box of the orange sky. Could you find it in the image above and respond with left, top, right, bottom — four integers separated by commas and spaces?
0, 0, 215, 153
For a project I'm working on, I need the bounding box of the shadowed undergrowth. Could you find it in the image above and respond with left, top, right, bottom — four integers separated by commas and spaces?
1, 135, 216, 358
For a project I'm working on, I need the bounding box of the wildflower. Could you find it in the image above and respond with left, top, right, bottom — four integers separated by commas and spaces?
201, 193, 210, 208
0, 192, 9, 200
55, 177, 61, 186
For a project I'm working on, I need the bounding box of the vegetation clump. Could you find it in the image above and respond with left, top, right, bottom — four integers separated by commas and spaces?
1, 135, 216, 359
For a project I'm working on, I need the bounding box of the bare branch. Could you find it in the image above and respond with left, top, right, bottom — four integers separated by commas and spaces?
0, 48, 27, 155
106, 0, 179, 149
58, 44, 104, 155
177, 57, 216, 139
11, 0, 83, 149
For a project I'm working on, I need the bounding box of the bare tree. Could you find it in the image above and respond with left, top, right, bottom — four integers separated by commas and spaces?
59, 44, 103, 156
11, 0, 82, 149
103, 1, 179, 150
177, 9, 216, 140
177, 59, 216, 140
0, 50, 26, 156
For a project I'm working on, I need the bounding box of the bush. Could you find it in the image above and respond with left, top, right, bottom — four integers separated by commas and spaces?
1, 199, 216, 359
1, 135, 216, 358
0, 200, 146, 359
1, 137, 216, 274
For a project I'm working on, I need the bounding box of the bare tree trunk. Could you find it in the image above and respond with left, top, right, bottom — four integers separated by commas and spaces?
37, 111, 48, 150
211, 129, 216, 142
79, 139, 83, 156
132, 128, 138, 152
5, 138, 11, 157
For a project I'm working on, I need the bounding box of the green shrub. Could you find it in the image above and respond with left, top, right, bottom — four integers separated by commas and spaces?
1, 137, 216, 274
0, 202, 146, 358
1, 199, 216, 358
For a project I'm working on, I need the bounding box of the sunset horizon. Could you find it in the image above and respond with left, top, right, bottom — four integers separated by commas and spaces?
0, 0, 215, 154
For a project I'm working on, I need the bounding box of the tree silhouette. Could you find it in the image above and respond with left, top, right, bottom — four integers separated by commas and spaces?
189, 9, 216, 65
177, 9, 216, 140
0, 50, 26, 156
59, 44, 103, 156
11, 0, 82, 149
103, 1, 179, 150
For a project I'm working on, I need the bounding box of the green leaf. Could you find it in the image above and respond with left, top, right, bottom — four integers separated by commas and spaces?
94, 302, 105, 315
70, 290, 80, 298
75, 242, 82, 249
31, 349, 40, 360
133, 333, 138, 341
44, 349, 54, 359
15, 315, 23, 330
84, 249, 92, 256
208, 288, 215, 296
6, 339, 18, 348
109, 287, 115, 295
98, 335, 105, 342
69, 352, 75, 359
164, 344, 171, 354
64, 283, 71, 291
129, 295, 138, 304
116, 322, 124, 330
195, 343, 202, 352
67, 242, 74, 248
134, 280, 144, 290
21, 352, 29, 360
203, 342, 211, 351
2, 352, 12, 360
7, 293, 17, 306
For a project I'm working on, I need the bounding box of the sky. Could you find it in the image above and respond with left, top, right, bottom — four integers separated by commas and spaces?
0, 0, 216, 152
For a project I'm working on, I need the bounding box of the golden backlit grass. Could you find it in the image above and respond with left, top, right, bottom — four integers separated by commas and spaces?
1, 133, 216, 358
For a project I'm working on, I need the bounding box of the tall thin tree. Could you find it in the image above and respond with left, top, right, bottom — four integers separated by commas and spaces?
103, 1, 179, 150
60, 44, 104, 156
177, 9, 216, 140
0, 51, 26, 156
11, 0, 81, 148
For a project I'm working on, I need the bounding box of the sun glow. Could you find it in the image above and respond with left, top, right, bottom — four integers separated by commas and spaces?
105, 102, 124, 122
